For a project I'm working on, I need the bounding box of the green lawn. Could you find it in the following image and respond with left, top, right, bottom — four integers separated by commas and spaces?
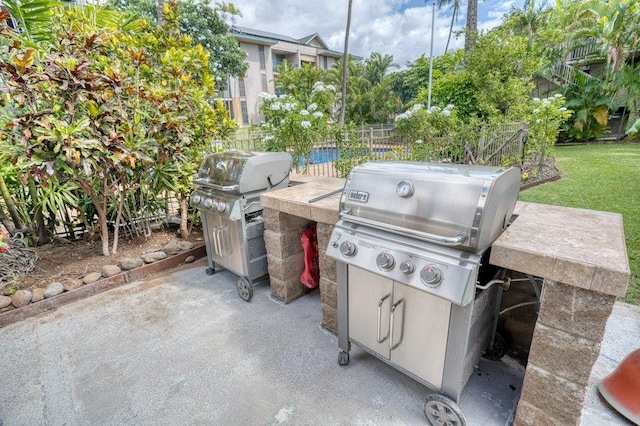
518, 143, 640, 305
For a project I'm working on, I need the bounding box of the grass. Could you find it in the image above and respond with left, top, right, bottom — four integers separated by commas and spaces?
518, 143, 640, 305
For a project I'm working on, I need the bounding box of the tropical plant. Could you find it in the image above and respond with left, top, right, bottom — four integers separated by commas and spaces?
559, 73, 615, 142
105, 0, 247, 78
523, 94, 573, 171
258, 82, 338, 172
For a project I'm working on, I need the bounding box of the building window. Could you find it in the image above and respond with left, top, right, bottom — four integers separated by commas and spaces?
258, 45, 266, 70
225, 100, 234, 119
238, 78, 246, 97
261, 74, 268, 92
323, 56, 328, 70
273, 53, 286, 71
241, 101, 249, 125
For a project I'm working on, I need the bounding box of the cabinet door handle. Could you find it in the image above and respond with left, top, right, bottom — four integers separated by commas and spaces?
390, 299, 405, 350
376, 294, 391, 343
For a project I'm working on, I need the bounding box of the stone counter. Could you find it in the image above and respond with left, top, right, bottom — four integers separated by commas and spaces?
261, 177, 631, 426
490, 202, 630, 425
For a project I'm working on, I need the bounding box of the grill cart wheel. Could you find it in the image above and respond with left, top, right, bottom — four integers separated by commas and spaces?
236, 277, 253, 302
338, 351, 350, 366
205, 267, 215, 276
424, 394, 466, 426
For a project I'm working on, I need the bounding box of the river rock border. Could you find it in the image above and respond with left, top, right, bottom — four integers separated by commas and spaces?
0, 243, 206, 327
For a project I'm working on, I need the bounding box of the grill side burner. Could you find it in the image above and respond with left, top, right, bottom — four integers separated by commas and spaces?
326, 161, 521, 425
191, 151, 291, 301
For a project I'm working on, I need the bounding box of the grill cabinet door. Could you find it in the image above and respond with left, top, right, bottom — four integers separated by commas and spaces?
348, 267, 393, 358
390, 283, 451, 389
347, 266, 452, 389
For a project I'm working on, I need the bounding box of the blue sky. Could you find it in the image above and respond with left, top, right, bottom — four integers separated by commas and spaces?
230, 0, 527, 69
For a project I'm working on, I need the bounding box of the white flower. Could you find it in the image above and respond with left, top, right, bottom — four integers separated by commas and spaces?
446, 104, 454, 110
415, 139, 424, 144
532, 109, 540, 114
301, 121, 311, 129
535, 119, 542, 123
559, 107, 567, 112
554, 93, 562, 98
300, 109, 309, 116
263, 135, 275, 142
307, 103, 318, 111
443, 109, 451, 117
270, 102, 281, 111
312, 111, 323, 118
533, 97, 540, 102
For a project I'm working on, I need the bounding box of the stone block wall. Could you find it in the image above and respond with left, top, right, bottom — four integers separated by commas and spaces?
514, 280, 616, 425
262, 208, 313, 303
317, 223, 337, 333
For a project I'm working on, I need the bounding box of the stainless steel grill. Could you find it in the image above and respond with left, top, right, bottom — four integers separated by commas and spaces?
325, 161, 520, 425
191, 150, 291, 301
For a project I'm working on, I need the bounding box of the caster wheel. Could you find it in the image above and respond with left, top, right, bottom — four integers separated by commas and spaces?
205, 267, 215, 276
338, 351, 350, 366
236, 277, 253, 302
484, 333, 506, 361
424, 394, 466, 426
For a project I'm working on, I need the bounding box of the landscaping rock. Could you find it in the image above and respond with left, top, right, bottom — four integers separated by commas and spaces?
0, 295, 12, 309
184, 255, 195, 263
164, 240, 194, 255
12, 290, 32, 307
31, 288, 45, 303
63, 280, 83, 292
142, 251, 167, 264
119, 257, 144, 271
102, 265, 122, 278
44, 282, 64, 298
83, 272, 102, 285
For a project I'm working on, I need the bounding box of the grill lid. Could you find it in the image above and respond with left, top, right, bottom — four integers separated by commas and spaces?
339, 161, 521, 253
194, 151, 291, 194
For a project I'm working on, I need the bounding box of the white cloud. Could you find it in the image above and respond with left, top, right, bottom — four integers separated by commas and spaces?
229, 0, 523, 69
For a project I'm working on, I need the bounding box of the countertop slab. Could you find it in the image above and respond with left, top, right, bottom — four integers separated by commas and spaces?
490, 202, 630, 297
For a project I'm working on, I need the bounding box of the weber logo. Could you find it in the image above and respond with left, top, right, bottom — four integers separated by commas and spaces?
348, 190, 369, 203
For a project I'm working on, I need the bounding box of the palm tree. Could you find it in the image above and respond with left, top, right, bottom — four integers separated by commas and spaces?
436, 0, 459, 54
364, 52, 398, 85
339, 0, 353, 125
435, 0, 478, 53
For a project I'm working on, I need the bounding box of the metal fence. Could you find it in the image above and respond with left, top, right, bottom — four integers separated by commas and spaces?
221, 122, 528, 178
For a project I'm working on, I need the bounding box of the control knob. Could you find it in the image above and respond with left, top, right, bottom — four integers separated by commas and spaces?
339, 241, 357, 257
399, 260, 415, 274
216, 201, 227, 212
203, 198, 213, 209
420, 264, 443, 287
191, 194, 202, 205
376, 252, 395, 271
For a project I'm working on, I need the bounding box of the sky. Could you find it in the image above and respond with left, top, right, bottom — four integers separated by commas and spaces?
227, 0, 525, 69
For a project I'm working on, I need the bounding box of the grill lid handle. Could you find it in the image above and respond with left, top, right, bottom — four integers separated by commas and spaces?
340, 213, 469, 246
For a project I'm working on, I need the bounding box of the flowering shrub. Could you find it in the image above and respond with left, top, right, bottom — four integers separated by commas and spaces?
393, 104, 468, 162
258, 82, 338, 172
526, 94, 573, 171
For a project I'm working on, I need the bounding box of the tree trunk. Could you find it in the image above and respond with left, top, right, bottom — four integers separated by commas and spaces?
27, 178, 50, 244
464, 0, 478, 53
157, 0, 165, 26
0, 174, 24, 233
339, 0, 353, 125
179, 194, 189, 239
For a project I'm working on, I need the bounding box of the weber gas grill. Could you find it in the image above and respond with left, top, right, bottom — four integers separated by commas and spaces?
325, 161, 520, 425
191, 150, 291, 301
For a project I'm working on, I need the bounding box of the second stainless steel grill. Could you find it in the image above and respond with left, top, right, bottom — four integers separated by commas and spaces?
326, 161, 521, 425
191, 150, 291, 301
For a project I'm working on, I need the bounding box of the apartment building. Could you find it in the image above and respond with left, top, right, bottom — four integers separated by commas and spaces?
221, 26, 342, 126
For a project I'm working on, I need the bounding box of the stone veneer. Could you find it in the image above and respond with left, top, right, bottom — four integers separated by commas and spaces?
490, 202, 630, 425
261, 177, 631, 426
260, 175, 343, 332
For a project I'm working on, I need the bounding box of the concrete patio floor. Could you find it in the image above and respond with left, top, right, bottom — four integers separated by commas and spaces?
0, 258, 637, 425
